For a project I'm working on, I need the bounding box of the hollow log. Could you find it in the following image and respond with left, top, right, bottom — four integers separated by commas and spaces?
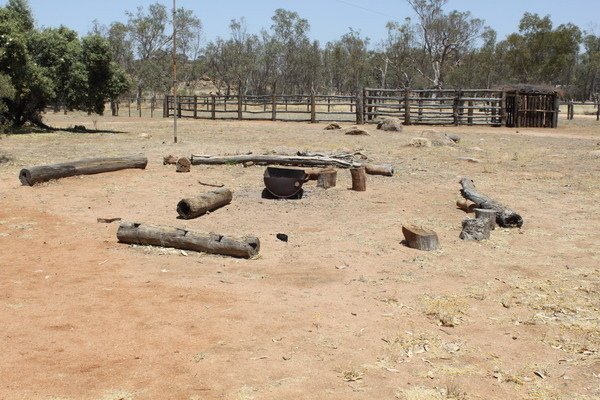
117, 221, 259, 259
350, 166, 366, 191
177, 188, 233, 219
402, 225, 440, 251
365, 164, 394, 176
190, 154, 393, 176
19, 155, 148, 186
459, 178, 523, 228
317, 169, 337, 189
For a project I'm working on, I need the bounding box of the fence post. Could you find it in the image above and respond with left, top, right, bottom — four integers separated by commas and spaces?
356, 91, 364, 125
418, 92, 423, 122
138, 97, 142, 118
500, 91, 506, 126
596, 97, 599, 121
211, 94, 216, 120
163, 96, 168, 118
237, 94, 243, 120
271, 92, 277, 121
552, 95, 559, 128
453, 90, 461, 125
310, 92, 316, 123
327, 97, 331, 112
350, 97, 354, 113
193, 95, 198, 118
404, 89, 411, 125
128, 96, 131, 117
468, 100, 474, 125
515, 91, 521, 128
177, 96, 182, 118
150, 96, 155, 118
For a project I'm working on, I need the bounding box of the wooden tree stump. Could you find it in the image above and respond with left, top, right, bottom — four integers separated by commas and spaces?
402, 225, 440, 251
475, 208, 497, 230
317, 169, 337, 189
117, 221, 259, 259
460, 218, 490, 241
177, 188, 233, 219
176, 157, 191, 173
19, 155, 148, 186
350, 166, 366, 191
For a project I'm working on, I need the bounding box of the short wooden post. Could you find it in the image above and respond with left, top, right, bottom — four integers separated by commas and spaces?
237, 94, 243, 120
552, 95, 560, 128
327, 97, 331, 112
177, 96, 182, 118
310, 92, 316, 123
193, 95, 198, 118
356, 91, 364, 125
467, 101, 474, 125
350, 167, 366, 191
596, 98, 599, 121
224, 95, 227, 111
350, 97, 354, 113
211, 95, 216, 120
317, 169, 337, 189
402, 225, 440, 251
271, 93, 277, 121
404, 89, 411, 125
474, 208, 497, 231
453, 90, 461, 125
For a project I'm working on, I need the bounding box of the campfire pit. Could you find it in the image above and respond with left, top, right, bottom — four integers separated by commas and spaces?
263, 167, 308, 199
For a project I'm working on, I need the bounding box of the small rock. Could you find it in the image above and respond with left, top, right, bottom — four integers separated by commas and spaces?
345, 127, 369, 136
420, 130, 456, 147
446, 133, 461, 143
139, 133, 151, 139
276, 233, 288, 242
376, 117, 403, 132
324, 122, 342, 130
163, 155, 178, 165
589, 150, 600, 159
470, 147, 484, 152
409, 137, 432, 148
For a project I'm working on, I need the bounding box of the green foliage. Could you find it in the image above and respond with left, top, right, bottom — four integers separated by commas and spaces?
0, 0, 128, 128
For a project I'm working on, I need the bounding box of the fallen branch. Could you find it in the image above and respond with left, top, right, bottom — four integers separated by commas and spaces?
117, 221, 259, 259
190, 154, 394, 176
459, 178, 523, 228
198, 181, 225, 188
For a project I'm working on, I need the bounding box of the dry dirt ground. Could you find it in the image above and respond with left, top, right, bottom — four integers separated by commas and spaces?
0, 113, 599, 400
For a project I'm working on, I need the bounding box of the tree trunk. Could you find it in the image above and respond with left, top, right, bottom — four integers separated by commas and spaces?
19, 155, 148, 186
316, 169, 337, 189
177, 188, 233, 219
459, 178, 523, 228
117, 221, 259, 259
350, 166, 367, 191
402, 225, 440, 251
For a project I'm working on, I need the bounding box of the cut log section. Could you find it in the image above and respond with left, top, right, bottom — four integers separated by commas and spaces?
190, 154, 394, 176
364, 164, 394, 177
176, 157, 191, 173
459, 178, 523, 228
460, 218, 490, 241
177, 188, 233, 219
117, 221, 259, 259
350, 166, 366, 191
402, 225, 440, 251
317, 169, 337, 189
474, 208, 497, 230
19, 155, 148, 186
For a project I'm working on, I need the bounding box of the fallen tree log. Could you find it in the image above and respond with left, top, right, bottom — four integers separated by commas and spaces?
459, 178, 523, 228
117, 222, 260, 259
19, 155, 147, 186
190, 154, 394, 176
177, 188, 233, 219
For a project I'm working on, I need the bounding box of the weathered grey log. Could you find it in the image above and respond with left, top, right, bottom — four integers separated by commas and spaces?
402, 225, 440, 251
460, 218, 490, 241
19, 155, 148, 186
364, 164, 394, 176
350, 166, 366, 191
474, 208, 497, 230
317, 169, 337, 189
177, 188, 233, 219
117, 221, 259, 259
190, 154, 394, 176
459, 178, 523, 228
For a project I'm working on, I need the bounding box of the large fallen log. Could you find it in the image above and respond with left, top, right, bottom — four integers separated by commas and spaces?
190, 154, 394, 176
19, 155, 148, 186
177, 188, 233, 219
117, 222, 260, 259
459, 178, 523, 228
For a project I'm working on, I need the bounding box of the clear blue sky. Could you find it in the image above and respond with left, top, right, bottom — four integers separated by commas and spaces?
4, 0, 599, 45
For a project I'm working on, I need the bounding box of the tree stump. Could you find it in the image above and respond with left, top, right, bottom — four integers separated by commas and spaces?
176, 157, 191, 173
364, 164, 394, 177
402, 225, 440, 251
317, 169, 337, 189
176, 188, 233, 219
460, 218, 490, 241
350, 166, 366, 191
475, 208, 497, 230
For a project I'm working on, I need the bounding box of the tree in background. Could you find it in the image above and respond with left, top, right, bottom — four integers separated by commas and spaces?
0, 0, 128, 128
